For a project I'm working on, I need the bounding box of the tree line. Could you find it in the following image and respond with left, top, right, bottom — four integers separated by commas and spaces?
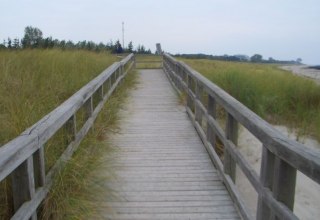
0, 26, 152, 54
174, 53, 302, 64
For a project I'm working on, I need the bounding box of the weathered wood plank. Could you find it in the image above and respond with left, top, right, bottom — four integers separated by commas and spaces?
164, 54, 303, 220
105, 69, 239, 219
224, 113, 238, 182
102, 213, 240, 220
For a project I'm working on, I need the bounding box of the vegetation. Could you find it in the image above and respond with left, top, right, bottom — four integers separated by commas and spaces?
135, 54, 162, 69
180, 58, 320, 140
40, 70, 137, 219
0, 49, 119, 145
0, 49, 130, 219
1, 26, 152, 54
175, 53, 302, 64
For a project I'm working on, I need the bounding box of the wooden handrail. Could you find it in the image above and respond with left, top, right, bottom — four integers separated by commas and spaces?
163, 53, 320, 220
0, 53, 135, 219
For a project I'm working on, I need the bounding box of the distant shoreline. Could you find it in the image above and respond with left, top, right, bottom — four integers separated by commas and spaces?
309, 65, 320, 70
280, 65, 320, 84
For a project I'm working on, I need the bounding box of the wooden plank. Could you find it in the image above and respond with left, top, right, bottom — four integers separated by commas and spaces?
111, 206, 239, 214
257, 146, 275, 220
102, 213, 240, 220
33, 146, 45, 188
207, 95, 217, 151
164, 54, 301, 220
11, 157, 37, 220
224, 113, 238, 182
105, 69, 240, 219
272, 158, 297, 215
106, 200, 234, 208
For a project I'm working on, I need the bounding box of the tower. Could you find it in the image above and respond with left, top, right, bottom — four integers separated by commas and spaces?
122, 22, 125, 49
156, 43, 162, 55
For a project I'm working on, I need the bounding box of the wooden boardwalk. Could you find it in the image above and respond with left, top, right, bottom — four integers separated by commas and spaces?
104, 69, 240, 220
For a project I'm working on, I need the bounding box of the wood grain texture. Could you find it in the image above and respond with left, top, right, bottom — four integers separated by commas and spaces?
104, 69, 240, 220
164, 54, 305, 220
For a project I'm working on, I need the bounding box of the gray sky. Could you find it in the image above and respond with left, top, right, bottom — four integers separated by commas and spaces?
1, 0, 319, 64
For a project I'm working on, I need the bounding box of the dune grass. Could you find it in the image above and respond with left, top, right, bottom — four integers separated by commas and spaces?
40, 70, 137, 219
0, 49, 131, 219
0, 49, 119, 146
135, 54, 162, 69
180, 59, 320, 140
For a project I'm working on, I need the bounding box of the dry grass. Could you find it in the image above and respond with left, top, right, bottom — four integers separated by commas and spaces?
180, 58, 320, 140
135, 54, 162, 69
40, 70, 137, 219
0, 49, 135, 219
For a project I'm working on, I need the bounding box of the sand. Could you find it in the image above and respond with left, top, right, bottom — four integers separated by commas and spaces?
233, 65, 320, 219
236, 125, 320, 219
281, 65, 320, 84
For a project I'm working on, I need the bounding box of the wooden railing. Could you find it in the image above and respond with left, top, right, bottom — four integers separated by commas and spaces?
0, 54, 135, 220
163, 53, 320, 220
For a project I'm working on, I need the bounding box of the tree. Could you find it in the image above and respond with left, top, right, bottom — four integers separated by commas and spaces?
113, 40, 123, 53
22, 26, 43, 48
296, 58, 302, 64
7, 38, 12, 48
268, 57, 275, 63
136, 44, 146, 54
128, 41, 133, 53
13, 38, 20, 49
251, 54, 263, 62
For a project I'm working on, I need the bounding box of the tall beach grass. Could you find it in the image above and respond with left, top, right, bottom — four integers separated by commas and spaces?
0, 49, 130, 219
0, 49, 118, 145
40, 70, 137, 219
181, 59, 320, 140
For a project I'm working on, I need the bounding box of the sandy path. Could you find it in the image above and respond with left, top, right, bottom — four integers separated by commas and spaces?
281, 65, 320, 84
236, 125, 320, 219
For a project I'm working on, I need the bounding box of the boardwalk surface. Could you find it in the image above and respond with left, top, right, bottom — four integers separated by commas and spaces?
104, 69, 240, 220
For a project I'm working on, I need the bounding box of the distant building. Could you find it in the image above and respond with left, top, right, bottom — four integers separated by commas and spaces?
156, 43, 162, 55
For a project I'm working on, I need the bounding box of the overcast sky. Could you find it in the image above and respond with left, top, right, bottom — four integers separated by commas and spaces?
1, 0, 319, 64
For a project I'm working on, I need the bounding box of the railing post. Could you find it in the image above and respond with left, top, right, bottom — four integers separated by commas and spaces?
257, 146, 275, 220
224, 113, 238, 182
34, 146, 46, 188
207, 95, 217, 150
121, 62, 124, 76
85, 97, 93, 118
187, 75, 193, 111
176, 64, 183, 91
108, 78, 112, 93
133, 55, 136, 69
100, 85, 104, 99
257, 146, 297, 220
65, 115, 77, 143
11, 157, 37, 220
272, 158, 297, 219
195, 80, 203, 124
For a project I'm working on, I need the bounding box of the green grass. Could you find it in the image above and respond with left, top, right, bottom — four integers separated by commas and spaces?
0, 49, 132, 219
180, 59, 320, 140
40, 70, 137, 219
135, 54, 162, 69
0, 49, 119, 146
